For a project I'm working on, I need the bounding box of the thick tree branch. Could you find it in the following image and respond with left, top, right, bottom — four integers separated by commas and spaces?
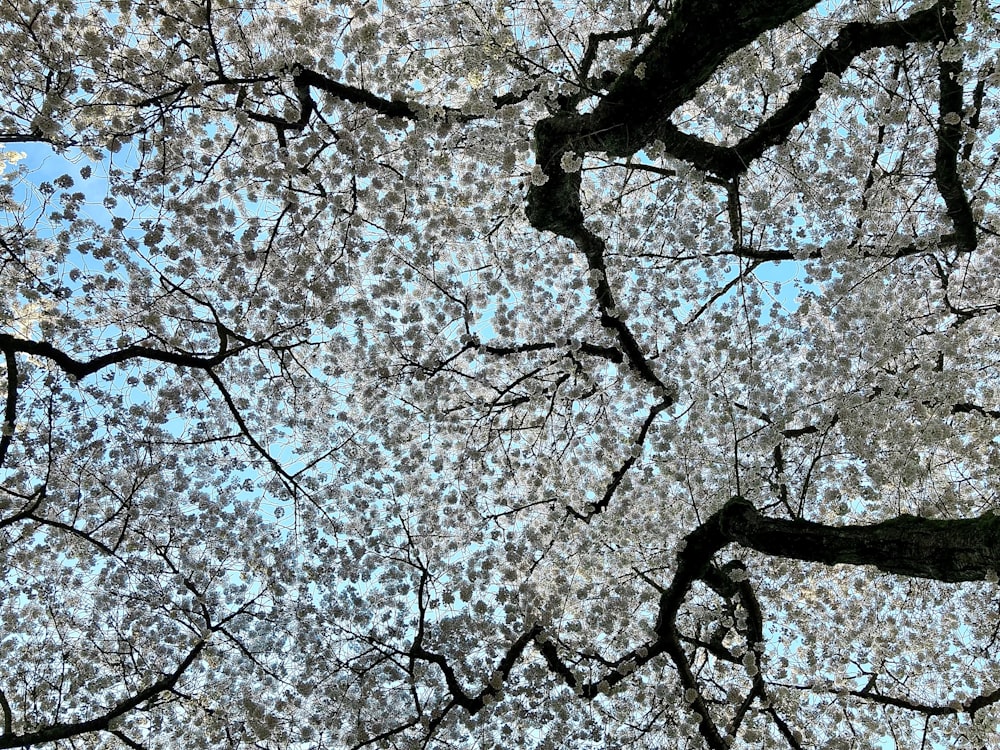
296, 68, 418, 121
0, 348, 16, 468
643, 494, 1000, 744
934, 16, 978, 252
719, 497, 1000, 582
0, 690, 10, 737
392, 495, 1000, 747
482, 340, 624, 364
527, 0, 822, 234
591, 0, 822, 157
0, 333, 233, 381
527, 2, 955, 240
725, 4, 952, 174
249, 66, 540, 145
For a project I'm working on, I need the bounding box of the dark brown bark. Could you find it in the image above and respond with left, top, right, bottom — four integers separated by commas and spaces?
718, 497, 1000, 582
526, 1, 956, 238
527, 0, 822, 235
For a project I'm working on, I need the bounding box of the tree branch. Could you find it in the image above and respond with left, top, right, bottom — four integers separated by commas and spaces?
0, 641, 204, 749
934, 14, 978, 252
0, 333, 232, 381
0, 348, 17, 468
727, 4, 952, 174
719, 497, 1000, 582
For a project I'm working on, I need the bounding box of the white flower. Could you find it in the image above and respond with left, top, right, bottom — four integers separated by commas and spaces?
559, 151, 582, 173
0, 147, 26, 175
940, 41, 963, 62
821, 72, 840, 87
530, 164, 549, 185
942, 111, 962, 125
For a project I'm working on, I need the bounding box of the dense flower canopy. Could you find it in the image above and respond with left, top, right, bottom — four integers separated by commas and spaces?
1, 0, 999, 747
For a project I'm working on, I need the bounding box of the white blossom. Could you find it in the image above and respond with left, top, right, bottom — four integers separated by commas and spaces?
0, 3, 996, 748
559, 151, 583, 172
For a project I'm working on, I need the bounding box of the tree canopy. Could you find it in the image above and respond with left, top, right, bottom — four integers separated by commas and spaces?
1, 0, 999, 747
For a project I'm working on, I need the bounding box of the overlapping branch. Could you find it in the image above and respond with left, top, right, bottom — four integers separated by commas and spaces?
395, 494, 1000, 747
0, 641, 205, 749
526, 0, 960, 237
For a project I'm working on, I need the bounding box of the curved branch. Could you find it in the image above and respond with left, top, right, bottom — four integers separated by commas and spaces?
394, 496, 1000, 747
0, 333, 233, 381
934, 16, 978, 252
527, 2, 954, 238
637, 3, 952, 175
295, 68, 417, 121
0, 689, 10, 736
249, 65, 541, 144
0, 641, 204, 749
527, 0, 822, 237
568, 399, 671, 520
727, 4, 952, 174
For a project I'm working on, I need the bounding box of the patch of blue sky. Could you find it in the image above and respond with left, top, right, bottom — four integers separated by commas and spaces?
3, 140, 148, 307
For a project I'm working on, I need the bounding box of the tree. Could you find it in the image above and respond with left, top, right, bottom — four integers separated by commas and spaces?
0, 0, 998, 746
